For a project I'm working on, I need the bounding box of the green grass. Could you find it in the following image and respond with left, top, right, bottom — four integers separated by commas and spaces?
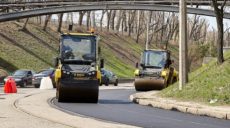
102, 47, 135, 78
0, 22, 144, 78
100, 33, 144, 78
0, 22, 59, 72
161, 51, 230, 105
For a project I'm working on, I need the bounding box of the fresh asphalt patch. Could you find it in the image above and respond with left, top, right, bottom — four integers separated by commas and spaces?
53, 89, 230, 128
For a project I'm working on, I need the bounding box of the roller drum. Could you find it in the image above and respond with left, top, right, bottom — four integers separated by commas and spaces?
57, 79, 99, 103
134, 77, 166, 91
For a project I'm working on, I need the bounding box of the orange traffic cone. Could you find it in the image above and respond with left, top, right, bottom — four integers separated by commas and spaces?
10, 78, 17, 93
4, 79, 12, 93
4, 77, 17, 93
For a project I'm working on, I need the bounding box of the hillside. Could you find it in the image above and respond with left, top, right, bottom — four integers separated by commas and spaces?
161, 51, 230, 105
0, 21, 183, 78
100, 32, 144, 77
0, 21, 146, 78
0, 22, 59, 72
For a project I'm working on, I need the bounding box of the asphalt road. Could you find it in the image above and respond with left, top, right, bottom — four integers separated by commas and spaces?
53, 85, 230, 128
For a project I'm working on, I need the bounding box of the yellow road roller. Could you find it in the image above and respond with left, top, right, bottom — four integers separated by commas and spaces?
134, 49, 178, 91
54, 32, 103, 103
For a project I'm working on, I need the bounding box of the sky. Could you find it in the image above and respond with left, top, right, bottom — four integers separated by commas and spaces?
198, 6, 230, 31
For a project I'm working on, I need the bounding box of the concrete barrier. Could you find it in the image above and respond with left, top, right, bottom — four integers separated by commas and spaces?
40, 77, 53, 90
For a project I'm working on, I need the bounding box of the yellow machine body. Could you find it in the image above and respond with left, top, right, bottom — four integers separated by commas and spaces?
54, 32, 102, 103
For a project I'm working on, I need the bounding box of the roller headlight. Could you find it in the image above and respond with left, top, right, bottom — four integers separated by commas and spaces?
87, 71, 97, 77
62, 70, 71, 75
62, 70, 72, 77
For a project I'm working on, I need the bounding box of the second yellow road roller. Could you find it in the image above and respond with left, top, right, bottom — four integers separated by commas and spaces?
134, 49, 178, 91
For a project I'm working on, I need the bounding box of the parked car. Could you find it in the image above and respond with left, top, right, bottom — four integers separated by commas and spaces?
32, 69, 55, 88
4, 69, 35, 87
100, 69, 118, 86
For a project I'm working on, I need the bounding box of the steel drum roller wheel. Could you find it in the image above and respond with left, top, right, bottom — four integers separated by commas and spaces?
134, 78, 166, 91
57, 79, 99, 103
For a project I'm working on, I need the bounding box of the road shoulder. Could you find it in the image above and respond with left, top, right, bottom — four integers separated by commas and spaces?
130, 91, 230, 120
0, 89, 71, 128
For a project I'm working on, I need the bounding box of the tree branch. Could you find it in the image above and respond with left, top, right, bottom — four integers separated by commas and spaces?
221, 0, 227, 10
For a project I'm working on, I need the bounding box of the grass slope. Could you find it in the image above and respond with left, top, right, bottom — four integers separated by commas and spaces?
0, 22, 144, 78
161, 51, 230, 105
0, 22, 59, 73
100, 32, 144, 78
0, 22, 180, 78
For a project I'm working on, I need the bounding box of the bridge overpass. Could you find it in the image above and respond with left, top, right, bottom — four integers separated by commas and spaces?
0, 2, 230, 22
0, 0, 229, 7
0, 0, 229, 11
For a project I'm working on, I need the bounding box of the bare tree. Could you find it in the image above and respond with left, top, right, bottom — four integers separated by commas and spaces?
188, 16, 207, 42
57, 13, 63, 32
86, 11, 91, 30
36, 16, 42, 25
110, 10, 116, 31
116, 10, 123, 32
78, 11, 85, 26
135, 10, 143, 43
225, 28, 230, 47
22, 18, 29, 30
89, 11, 96, 29
43, 15, 51, 30
189, 15, 199, 40
100, 10, 106, 31
106, 10, 112, 31
212, 0, 227, 64
128, 10, 136, 36
122, 11, 128, 33
167, 13, 179, 42
160, 12, 165, 43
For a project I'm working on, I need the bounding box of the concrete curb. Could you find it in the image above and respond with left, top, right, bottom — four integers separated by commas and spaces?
130, 93, 230, 120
